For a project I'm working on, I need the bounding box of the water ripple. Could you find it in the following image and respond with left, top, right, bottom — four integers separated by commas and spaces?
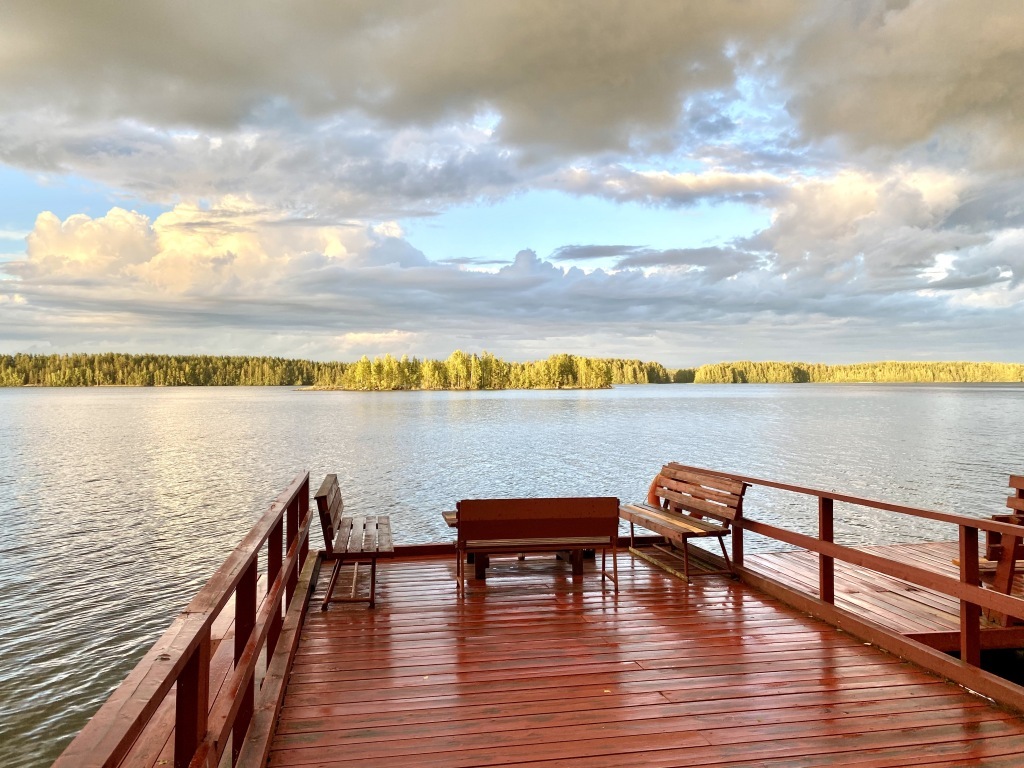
1, 383, 1022, 766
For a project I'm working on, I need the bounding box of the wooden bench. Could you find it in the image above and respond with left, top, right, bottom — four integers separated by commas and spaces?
619, 463, 749, 581
454, 497, 619, 593
983, 475, 1024, 626
315, 474, 393, 609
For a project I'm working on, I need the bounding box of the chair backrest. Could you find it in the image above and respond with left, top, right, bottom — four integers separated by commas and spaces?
455, 497, 619, 544
648, 464, 748, 525
314, 474, 344, 555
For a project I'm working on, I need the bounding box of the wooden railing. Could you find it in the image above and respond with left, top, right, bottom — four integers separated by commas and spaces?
52, 471, 314, 768
670, 464, 1024, 668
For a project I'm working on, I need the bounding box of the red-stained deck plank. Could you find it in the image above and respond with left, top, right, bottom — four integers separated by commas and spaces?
746, 540, 1024, 638
267, 552, 1024, 767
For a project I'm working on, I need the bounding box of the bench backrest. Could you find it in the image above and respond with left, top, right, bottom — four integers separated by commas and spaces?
986, 475, 1024, 559
648, 464, 748, 525
1008, 475, 1024, 516
456, 497, 619, 544
314, 473, 344, 555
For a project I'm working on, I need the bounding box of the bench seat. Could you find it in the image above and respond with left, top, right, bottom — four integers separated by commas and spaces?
620, 502, 729, 536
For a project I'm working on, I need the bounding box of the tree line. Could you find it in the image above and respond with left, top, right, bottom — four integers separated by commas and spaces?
1, 353, 1020, 389
0, 352, 673, 390
689, 360, 1024, 384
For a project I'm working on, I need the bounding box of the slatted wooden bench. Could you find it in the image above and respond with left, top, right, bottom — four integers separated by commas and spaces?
315, 474, 393, 609
982, 475, 1024, 626
454, 497, 619, 593
619, 463, 749, 581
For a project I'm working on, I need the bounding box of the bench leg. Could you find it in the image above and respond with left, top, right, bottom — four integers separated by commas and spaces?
321, 558, 344, 611
613, 545, 618, 592
681, 540, 690, 582
717, 536, 733, 577
600, 546, 620, 593
369, 558, 377, 609
322, 557, 382, 609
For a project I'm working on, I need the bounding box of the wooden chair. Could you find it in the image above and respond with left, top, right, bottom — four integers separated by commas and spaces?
314, 474, 393, 609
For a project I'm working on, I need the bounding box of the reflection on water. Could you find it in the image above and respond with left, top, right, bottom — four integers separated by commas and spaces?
1, 383, 1022, 766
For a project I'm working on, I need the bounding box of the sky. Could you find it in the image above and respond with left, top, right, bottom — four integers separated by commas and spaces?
1, 1, 1023, 367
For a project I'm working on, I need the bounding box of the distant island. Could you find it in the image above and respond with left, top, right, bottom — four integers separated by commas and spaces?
1, 352, 1022, 389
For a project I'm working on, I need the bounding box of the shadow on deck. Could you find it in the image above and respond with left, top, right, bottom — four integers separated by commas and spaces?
268, 552, 1024, 768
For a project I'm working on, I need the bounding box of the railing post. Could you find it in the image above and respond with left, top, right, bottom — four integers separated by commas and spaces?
232, 559, 258, 764
959, 524, 981, 666
174, 632, 210, 768
819, 497, 834, 604
732, 521, 744, 569
267, 518, 284, 659
732, 483, 748, 568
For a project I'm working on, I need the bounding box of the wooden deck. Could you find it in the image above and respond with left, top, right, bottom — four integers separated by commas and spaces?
267, 552, 1024, 767
745, 542, 1024, 645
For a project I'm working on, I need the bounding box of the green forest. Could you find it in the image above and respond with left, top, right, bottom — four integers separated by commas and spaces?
0, 352, 672, 389
689, 360, 1024, 384
0, 353, 1021, 389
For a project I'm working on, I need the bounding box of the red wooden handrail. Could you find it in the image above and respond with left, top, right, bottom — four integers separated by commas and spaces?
669, 463, 1024, 667
670, 463, 1024, 538
52, 471, 312, 768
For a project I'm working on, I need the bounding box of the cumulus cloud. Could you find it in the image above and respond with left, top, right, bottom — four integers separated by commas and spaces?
785, 1, 1024, 165
3, 192, 1023, 363
0, 1, 804, 152
2, 2, 1024, 363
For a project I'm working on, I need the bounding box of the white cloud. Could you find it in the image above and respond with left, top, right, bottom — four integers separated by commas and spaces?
2, 189, 1022, 363
2, 2, 1024, 363
554, 166, 788, 207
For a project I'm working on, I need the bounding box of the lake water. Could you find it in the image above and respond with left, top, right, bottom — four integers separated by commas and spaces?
2, 383, 1023, 766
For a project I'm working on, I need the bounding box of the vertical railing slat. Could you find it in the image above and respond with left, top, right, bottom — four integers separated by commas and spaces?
299, 476, 310, 567
959, 525, 981, 666
286, 498, 299, 604
267, 518, 284, 659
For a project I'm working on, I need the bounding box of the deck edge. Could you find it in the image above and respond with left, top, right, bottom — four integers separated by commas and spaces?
736, 563, 1024, 715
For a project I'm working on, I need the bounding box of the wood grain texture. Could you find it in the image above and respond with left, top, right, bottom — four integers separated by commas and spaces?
745, 540, 1024, 637
266, 552, 1024, 767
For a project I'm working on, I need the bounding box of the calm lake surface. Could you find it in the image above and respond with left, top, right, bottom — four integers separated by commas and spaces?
2, 383, 1023, 766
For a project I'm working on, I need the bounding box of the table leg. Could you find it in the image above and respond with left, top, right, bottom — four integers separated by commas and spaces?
474, 554, 489, 580
571, 550, 584, 576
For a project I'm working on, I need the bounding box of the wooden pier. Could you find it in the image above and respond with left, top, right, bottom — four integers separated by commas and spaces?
51, 468, 1024, 768
268, 553, 1024, 767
